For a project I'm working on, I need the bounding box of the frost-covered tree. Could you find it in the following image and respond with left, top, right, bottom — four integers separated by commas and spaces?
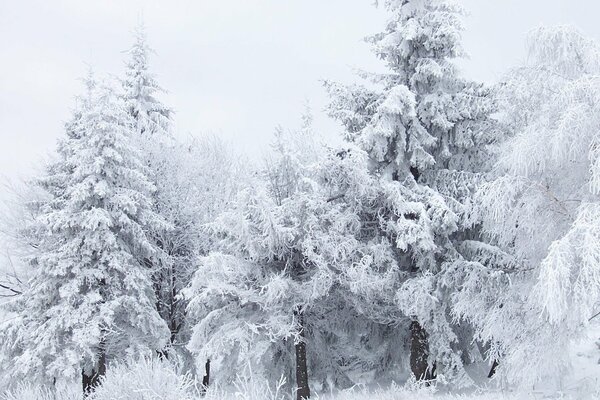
149, 134, 245, 375
184, 115, 321, 398
121, 24, 247, 378
122, 21, 171, 139
326, 0, 499, 385
465, 26, 600, 386
185, 113, 398, 397
0, 82, 170, 393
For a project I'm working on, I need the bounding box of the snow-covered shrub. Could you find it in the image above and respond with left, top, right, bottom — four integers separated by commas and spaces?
1, 384, 79, 400
87, 358, 198, 400
205, 364, 288, 400
0, 359, 197, 400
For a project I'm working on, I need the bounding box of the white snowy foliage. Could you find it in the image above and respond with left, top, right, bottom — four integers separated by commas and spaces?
471, 26, 600, 385
120, 24, 249, 373
328, 0, 497, 179
325, 0, 500, 385
186, 114, 416, 388
123, 22, 172, 138
87, 358, 198, 400
0, 82, 170, 384
4, 4, 600, 398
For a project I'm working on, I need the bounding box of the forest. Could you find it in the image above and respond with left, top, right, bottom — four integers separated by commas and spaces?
1, 0, 600, 399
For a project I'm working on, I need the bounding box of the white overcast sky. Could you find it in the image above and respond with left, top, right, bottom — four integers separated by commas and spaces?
1, 0, 599, 187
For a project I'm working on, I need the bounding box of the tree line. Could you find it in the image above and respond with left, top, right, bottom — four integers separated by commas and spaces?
2, 1, 600, 399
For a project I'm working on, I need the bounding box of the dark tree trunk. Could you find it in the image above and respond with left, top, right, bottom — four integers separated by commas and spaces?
410, 320, 434, 381
201, 359, 211, 393
488, 359, 499, 378
82, 347, 106, 396
155, 263, 183, 360
403, 168, 436, 382
294, 309, 310, 400
475, 340, 499, 378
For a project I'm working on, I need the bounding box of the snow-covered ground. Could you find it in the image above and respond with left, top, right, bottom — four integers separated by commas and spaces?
2, 330, 599, 400
3, 383, 599, 400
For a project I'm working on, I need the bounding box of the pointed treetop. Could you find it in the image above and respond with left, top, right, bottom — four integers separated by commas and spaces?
129, 18, 151, 69
83, 65, 96, 96
123, 21, 172, 137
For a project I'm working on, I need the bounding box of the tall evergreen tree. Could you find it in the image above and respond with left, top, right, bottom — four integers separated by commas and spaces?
0, 82, 170, 393
185, 114, 390, 397
326, 0, 499, 384
123, 21, 172, 138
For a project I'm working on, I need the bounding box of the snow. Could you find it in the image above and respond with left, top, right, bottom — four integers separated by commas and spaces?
2, 1, 600, 399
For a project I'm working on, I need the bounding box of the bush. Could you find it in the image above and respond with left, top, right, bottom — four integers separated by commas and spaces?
205, 364, 288, 400
88, 358, 198, 400
1, 383, 79, 400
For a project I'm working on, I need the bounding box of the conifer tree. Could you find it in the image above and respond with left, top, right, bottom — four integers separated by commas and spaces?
326, 0, 499, 384
120, 24, 247, 378
123, 21, 172, 138
186, 115, 382, 397
0, 82, 170, 393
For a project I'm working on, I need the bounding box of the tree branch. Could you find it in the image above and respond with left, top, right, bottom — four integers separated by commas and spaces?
0, 282, 22, 296
327, 193, 345, 203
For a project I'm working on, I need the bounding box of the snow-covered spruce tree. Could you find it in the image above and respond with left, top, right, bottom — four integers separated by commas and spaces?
0, 81, 170, 393
463, 26, 600, 386
185, 115, 387, 397
122, 24, 246, 378
122, 21, 171, 139
184, 116, 317, 398
325, 0, 499, 385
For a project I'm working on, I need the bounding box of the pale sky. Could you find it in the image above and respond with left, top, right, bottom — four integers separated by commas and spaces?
1, 0, 599, 188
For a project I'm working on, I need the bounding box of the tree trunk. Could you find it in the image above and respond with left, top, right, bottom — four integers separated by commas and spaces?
294, 308, 310, 400
201, 359, 211, 393
82, 347, 106, 396
475, 340, 499, 378
488, 359, 499, 378
410, 320, 434, 381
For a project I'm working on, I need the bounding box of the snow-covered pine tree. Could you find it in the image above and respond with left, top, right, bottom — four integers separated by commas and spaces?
466, 26, 600, 386
0, 81, 170, 393
122, 21, 171, 139
185, 114, 390, 397
184, 115, 319, 398
326, 0, 499, 385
